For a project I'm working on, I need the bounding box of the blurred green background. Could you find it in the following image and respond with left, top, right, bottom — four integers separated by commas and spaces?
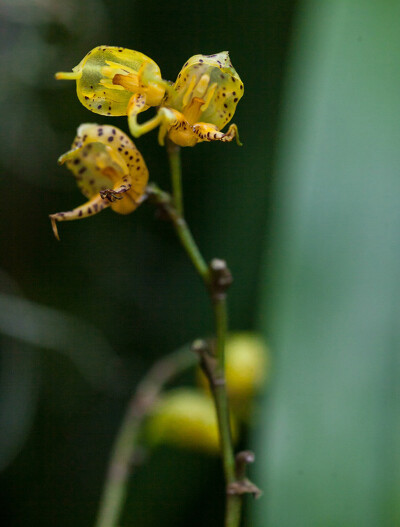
1, 1, 399, 526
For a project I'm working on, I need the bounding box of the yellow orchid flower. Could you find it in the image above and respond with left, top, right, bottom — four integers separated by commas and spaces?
128, 51, 244, 147
49, 124, 148, 239
55, 46, 167, 116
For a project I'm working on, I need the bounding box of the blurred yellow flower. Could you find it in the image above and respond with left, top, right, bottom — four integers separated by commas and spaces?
224, 333, 269, 400
198, 333, 269, 418
147, 388, 237, 454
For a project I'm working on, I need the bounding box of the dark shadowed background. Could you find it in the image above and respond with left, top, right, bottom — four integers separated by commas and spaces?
1, 1, 399, 526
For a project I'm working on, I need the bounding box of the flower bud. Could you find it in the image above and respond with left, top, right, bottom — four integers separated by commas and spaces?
198, 333, 269, 418
147, 388, 237, 454
224, 333, 269, 400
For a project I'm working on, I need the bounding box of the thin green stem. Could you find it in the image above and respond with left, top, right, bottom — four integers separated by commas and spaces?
174, 216, 208, 280
95, 348, 196, 527
167, 139, 184, 216
212, 297, 235, 482
147, 184, 210, 281
212, 297, 242, 527
161, 145, 241, 527
225, 496, 242, 527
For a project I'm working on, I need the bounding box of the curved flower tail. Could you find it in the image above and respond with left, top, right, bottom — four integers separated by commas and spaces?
50, 195, 110, 240
193, 122, 242, 145
127, 94, 176, 144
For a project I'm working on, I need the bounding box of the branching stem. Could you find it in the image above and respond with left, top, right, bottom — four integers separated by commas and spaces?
95, 347, 196, 527
147, 184, 210, 281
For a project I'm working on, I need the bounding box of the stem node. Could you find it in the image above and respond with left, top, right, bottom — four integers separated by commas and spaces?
209, 258, 233, 300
